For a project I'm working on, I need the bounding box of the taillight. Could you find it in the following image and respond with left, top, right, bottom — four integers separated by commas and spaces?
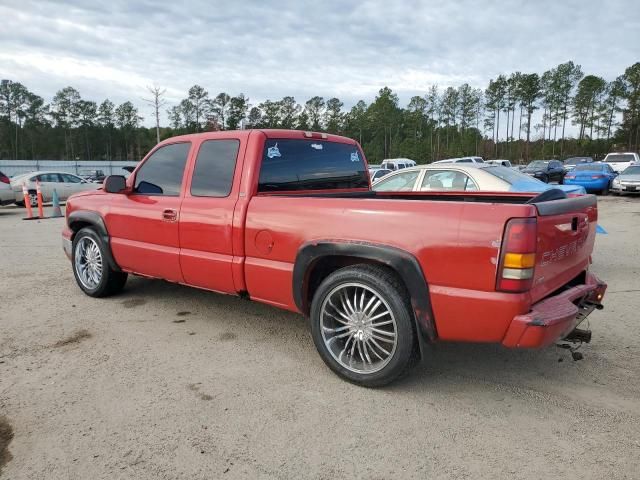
565, 175, 575, 179
591, 175, 603, 179
497, 218, 537, 293
0, 174, 9, 184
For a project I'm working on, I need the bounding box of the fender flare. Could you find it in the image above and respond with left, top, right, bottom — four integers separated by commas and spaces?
292, 241, 437, 342
67, 210, 121, 272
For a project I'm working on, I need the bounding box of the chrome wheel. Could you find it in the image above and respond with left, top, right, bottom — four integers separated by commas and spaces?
320, 282, 398, 374
74, 236, 103, 290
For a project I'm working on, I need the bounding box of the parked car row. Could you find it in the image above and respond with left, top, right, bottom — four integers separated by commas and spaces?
2, 171, 101, 207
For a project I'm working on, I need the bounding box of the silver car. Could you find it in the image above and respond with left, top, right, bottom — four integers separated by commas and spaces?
11, 171, 100, 206
611, 165, 640, 195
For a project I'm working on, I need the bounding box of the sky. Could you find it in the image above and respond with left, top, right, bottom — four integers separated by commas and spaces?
1, 0, 639, 128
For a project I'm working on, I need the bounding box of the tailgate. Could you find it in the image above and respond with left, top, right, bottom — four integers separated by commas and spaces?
530, 195, 597, 303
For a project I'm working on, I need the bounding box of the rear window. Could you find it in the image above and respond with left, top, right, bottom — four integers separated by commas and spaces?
573, 164, 603, 172
258, 139, 368, 192
482, 166, 535, 185
605, 154, 635, 163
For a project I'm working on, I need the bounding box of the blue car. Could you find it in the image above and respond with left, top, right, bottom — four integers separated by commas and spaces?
563, 162, 617, 194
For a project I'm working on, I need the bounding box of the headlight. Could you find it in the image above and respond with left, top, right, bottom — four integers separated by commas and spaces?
612, 178, 621, 186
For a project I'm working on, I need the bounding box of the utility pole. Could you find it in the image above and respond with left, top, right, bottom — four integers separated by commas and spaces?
142, 85, 167, 144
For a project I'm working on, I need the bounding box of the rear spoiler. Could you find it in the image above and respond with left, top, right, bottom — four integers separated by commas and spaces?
528, 189, 597, 216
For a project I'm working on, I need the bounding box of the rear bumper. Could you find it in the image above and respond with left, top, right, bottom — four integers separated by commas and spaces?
564, 178, 608, 191
502, 271, 607, 348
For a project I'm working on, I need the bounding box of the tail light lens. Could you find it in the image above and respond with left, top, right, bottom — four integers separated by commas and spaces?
591, 175, 604, 179
497, 218, 537, 293
565, 174, 575, 179
0, 174, 9, 184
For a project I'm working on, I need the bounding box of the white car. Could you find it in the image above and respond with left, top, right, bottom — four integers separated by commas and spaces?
379, 158, 417, 171
433, 156, 484, 165
10, 171, 100, 207
372, 164, 586, 195
485, 159, 512, 168
603, 152, 640, 173
0, 171, 15, 205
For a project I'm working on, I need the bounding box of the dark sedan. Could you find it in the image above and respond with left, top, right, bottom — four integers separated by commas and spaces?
522, 160, 565, 183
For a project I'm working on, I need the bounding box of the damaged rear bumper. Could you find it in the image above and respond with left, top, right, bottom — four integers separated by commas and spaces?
502, 271, 607, 348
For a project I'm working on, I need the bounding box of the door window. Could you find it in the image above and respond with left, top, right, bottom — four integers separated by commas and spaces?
37, 173, 62, 183
191, 140, 240, 197
134, 143, 191, 196
60, 173, 82, 183
373, 171, 420, 191
420, 170, 478, 191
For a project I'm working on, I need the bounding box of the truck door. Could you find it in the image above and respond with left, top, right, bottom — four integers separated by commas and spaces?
178, 136, 244, 294
106, 142, 191, 282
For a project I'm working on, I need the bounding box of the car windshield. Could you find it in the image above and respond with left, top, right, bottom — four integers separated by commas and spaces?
565, 157, 592, 165
482, 166, 541, 185
605, 154, 635, 163
527, 160, 548, 169
622, 166, 640, 175
573, 164, 603, 172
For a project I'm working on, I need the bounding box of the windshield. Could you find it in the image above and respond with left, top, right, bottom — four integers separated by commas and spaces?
622, 166, 640, 175
605, 154, 635, 163
527, 160, 548, 169
482, 166, 540, 185
564, 157, 592, 165
573, 164, 603, 172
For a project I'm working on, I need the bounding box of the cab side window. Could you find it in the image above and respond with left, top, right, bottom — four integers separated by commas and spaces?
134, 143, 191, 196
190, 140, 240, 197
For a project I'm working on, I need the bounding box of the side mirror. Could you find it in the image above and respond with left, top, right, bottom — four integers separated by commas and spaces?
104, 175, 127, 193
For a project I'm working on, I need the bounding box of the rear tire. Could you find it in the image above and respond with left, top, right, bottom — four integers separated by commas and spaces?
72, 227, 127, 297
601, 184, 610, 196
540, 174, 549, 183
310, 264, 416, 387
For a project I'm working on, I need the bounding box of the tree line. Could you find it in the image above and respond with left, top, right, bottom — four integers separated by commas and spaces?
1, 61, 639, 164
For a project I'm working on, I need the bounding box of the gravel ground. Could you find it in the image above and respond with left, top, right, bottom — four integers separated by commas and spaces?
1, 196, 639, 479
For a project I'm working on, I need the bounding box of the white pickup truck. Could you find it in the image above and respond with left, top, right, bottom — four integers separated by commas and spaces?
603, 152, 640, 173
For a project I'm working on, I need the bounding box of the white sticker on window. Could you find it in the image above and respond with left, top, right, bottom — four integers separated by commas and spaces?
311, 143, 323, 150
267, 143, 281, 159
350, 151, 360, 162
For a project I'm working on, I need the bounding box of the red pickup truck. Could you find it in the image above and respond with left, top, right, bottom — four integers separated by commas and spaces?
62, 130, 607, 386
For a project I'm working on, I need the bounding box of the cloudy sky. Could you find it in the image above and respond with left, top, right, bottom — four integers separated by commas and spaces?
1, 0, 638, 125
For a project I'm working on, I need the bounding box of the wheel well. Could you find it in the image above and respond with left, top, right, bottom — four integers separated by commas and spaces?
68, 220, 94, 239
305, 256, 407, 316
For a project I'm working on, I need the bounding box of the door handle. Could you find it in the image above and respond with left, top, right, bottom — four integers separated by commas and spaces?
162, 209, 178, 222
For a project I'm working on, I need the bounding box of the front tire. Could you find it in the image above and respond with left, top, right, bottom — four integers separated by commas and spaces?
310, 264, 416, 387
72, 227, 127, 297
540, 174, 549, 183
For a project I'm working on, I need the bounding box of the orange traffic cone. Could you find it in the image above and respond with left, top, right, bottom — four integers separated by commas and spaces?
51, 189, 63, 218
36, 180, 45, 218
22, 184, 36, 220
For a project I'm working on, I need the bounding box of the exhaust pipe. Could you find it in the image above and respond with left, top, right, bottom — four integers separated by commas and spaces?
564, 327, 592, 344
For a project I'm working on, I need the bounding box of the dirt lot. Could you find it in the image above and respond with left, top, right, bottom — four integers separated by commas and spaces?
1, 197, 639, 479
